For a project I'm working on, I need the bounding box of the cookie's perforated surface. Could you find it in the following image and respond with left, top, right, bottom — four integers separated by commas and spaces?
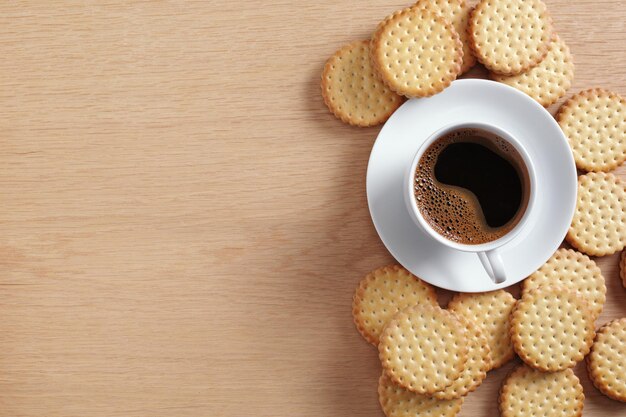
566, 172, 626, 256
321, 40, 403, 126
378, 372, 464, 417
379, 304, 468, 394
557, 88, 626, 172
510, 285, 595, 372
499, 365, 584, 417
415, 0, 475, 73
492, 34, 573, 106
431, 314, 491, 400
469, 0, 553, 75
371, 7, 463, 97
352, 265, 437, 345
447, 290, 516, 369
523, 248, 606, 320
587, 318, 626, 402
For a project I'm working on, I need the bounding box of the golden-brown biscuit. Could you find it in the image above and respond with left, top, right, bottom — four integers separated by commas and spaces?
378, 372, 464, 417
469, 0, 553, 75
566, 172, 626, 256
321, 40, 403, 126
379, 303, 468, 394
415, 0, 476, 73
431, 315, 491, 400
352, 265, 437, 345
557, 88, 626, 172
447, 290, 516, 369
371, 6, 463, 97
499, 364, 584, 417
522, 248, 606, 320
587, 318, 626, 402
510, 285, 595, 372
491, 34, 574, 107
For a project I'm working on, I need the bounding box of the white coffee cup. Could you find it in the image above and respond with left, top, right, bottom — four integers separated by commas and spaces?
404, 122, 537, 284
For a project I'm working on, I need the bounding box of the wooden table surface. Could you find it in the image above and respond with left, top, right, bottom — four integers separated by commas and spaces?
0, 1, 625, 416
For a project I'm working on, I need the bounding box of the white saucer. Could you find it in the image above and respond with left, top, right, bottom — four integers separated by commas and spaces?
366, 79, 577, 292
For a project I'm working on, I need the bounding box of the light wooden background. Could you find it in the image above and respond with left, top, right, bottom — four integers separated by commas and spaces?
0, 1, 624, 416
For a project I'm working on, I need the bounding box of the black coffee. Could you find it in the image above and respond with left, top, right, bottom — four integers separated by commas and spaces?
414, 128, 530, 245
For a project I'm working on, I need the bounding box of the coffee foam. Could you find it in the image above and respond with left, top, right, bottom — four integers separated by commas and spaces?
414, 129, 528, 245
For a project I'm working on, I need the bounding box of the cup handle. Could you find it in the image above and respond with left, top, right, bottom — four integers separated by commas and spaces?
477, 250, 506, 284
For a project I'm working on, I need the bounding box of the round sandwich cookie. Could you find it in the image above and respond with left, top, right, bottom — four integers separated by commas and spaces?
370, 6, 463, 98
469, 0, 553, 75
557, 88, 626, 172
447, 290, 516, 369
379, 303, 468, 395
522, 248, 606, 320
499, 364, 584, 417
321, 40, 403, 127
415, 0, 476, 73
587, 318, 626, 402
491, 34, 574, 107
566, 172, 626, 257
510, 285, 595, 372
378, 372, 464, 417
431, 315, 491, 400
352, 265, 437, 345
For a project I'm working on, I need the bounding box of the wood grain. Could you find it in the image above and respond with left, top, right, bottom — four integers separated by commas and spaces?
0, 1, 624, 416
